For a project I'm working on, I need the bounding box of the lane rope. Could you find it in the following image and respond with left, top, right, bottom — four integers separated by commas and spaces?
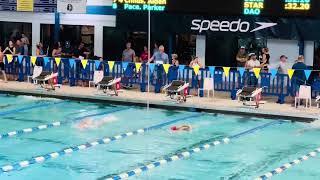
0, 107, 127, 140
0, 114, 202, 173
256, 147, 320, 180
101, 120, 285, 180
0, 101, 65, 116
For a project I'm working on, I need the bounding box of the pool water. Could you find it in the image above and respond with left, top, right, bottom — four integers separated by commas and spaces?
0, 94, 319, 180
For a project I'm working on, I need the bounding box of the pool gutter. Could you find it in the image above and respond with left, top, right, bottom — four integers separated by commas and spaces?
0, 89, 316, 123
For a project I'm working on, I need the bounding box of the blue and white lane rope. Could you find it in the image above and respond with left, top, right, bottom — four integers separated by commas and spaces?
0, 114, 201, 173
256, 147, 320, 180
103, 120, 285, 180
0, 101, 65, 116
0, 107, 127, 140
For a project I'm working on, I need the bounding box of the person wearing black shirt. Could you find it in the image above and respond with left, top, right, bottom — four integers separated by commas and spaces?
260, 47, 270, 72
73, 42, 89, 59
72, 42, 90, 87
292, 55, 308, 91
15, 39, 24, 55
62, 41, 73, 58
0, 46, 7, 82
3, 41, 16, 55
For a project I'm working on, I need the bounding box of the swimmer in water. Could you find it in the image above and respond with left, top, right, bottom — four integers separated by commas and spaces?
297, 120, 320, 135
170, 125, 192, 132
76, 115, 117, 130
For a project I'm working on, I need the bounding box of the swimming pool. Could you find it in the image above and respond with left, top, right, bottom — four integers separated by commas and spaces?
0, 94, 319, 180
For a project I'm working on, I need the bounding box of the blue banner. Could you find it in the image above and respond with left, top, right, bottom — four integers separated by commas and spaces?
179, 65, 185, 75
149, 63, 155, 72
43, 57, 50, 66
69, 59, 76, 68
270, 69, 278, 79
18, 55, 24, 64
94, 60, 101, 69
304, 70, 312, 80
209, 66, 215, 77
122, 62, 129, 71
238, 67, 245, 77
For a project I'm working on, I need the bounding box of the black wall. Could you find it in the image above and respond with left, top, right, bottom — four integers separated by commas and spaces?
112, 11, 320, 66
206, 34, 239, 67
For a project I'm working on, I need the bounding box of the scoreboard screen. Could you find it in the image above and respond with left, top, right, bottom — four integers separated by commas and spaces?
113, 0, 319, 17
284, 0, 311, 11
112, 0, 167, 12
243, 0, 264, 15
164, 0, 319, 17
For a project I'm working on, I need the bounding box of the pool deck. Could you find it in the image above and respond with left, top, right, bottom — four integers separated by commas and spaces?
0, 81, 319, 122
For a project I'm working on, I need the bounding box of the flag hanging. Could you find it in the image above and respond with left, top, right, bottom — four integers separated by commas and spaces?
162, 64, 171, 74
223, 67, 230, 77
81, 59, 88, 69
55, 57, 61, 66
31, 56, 37, 65
193, 65, 200, 75
135, 62, 142, 73
287, 69, 295, 79
253, 68, 261, 78
108, 61, 115, 72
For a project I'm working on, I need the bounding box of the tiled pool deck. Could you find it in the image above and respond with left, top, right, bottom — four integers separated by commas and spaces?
0, 81, 319, 122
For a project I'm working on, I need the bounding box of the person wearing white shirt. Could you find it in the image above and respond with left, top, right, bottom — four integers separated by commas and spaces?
246, 53, 261, 70
276, 55, 289, 74
245, 53, 261, 86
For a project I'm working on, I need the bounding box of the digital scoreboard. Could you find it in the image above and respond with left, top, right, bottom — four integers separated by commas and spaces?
243, 0, 264, 15
112, 0, 167, 11
115, 0, 319, 17
284, 0, 311, 11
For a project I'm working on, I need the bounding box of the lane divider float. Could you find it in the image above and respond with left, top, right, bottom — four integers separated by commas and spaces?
0, 114, 202, 173
0, 107, 127, 140
102, 120, 285, 180
256, 147, 320, 180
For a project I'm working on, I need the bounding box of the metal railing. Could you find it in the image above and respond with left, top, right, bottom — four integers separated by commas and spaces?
4, 55, 319, 103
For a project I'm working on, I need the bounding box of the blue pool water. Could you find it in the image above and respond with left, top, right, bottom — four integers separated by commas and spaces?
0, 94, 319, 180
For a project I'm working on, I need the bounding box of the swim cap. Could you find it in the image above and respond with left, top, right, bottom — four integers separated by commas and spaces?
171, 126, 177, 131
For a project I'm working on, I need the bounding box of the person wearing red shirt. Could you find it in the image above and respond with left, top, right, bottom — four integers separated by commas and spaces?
140, 46, 149, 63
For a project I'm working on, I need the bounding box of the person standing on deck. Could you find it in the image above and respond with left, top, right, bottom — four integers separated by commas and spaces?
149, 45, 169, 92
52, 42, 62, 57
245, 53, 261, 86
260, 47, 270, 72
73, 42, 90, 87
3, 40, 16, 81
122, 42, 135, 62
276, 55, 289, 74
149, 45, 169, 64
122, 42, 136, 87
0, 46, 7, 82
236, 46, 248, 67
189, 56, 203, 95
291, 55, 308, 96
21, 37, 29, 56
140, 46, 149, 63
171, 54, 179, 66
